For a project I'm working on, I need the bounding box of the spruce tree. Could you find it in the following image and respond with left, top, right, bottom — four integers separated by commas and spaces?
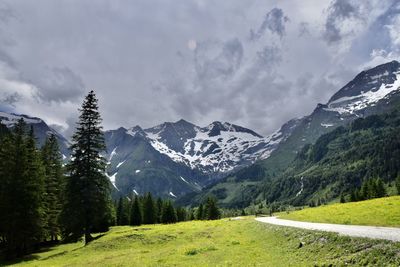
204, 197, 220, 220
375, 178, 386, 198
130, 195, 142, 226
41, 134, 63, 241
156, 197, 163, 223
161, 201, 177, 224
396, 174, 400, 195
196, 204, 204, 220
0, 120, 45, 256
116, 197, 129, 225
60, 91, 112, 244
340, 193, 346, 203
142, 192, 156, 224
176, 207, 186, 222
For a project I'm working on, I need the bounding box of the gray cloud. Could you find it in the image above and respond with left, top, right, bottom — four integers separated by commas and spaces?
250, 8, 289, 40
323, 0, 361, 43
0, 0, 398, 137
24, 67, 85, 103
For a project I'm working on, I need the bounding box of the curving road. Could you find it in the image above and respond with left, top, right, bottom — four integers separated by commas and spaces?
256, 216, 400, 242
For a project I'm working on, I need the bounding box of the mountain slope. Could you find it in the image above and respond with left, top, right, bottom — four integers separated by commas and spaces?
179, 60, 400, 207
0, 111, 70, 157
104, 118, 300, 198
264, 106, 400, 206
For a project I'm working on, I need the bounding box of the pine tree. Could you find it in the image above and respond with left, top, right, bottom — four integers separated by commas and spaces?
396, 174, 400, 195
0, 120, 45, 256
176, 207, 187, 222
116, 197, 129, 225
60, 91, 112, 245
196, 204, 204, 220
142, 192, 156, 224
340, 193, 346, 203
156, 197, 163, 223
375, 178, 386, 198
204, 197, 220, 220
130, 195, 142, 226
41, 134, 63, 241
161, 201, 177, 224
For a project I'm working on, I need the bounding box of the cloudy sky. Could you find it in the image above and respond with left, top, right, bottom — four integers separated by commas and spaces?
0, 0, 400, 137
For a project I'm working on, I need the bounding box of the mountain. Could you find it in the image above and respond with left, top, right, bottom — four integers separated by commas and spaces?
264, 106, 400, 206
0, 111, 70, 157
178, 60, 400, 207
104, 118, 300, 198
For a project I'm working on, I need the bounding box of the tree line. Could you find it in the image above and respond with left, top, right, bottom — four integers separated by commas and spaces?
0, 91, 221, 259
115, 193, 220, 226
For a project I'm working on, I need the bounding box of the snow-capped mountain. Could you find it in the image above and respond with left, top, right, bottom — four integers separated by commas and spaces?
104, 118, 300, 198
0, 111, 70, 157
325, 60, 400, 115
180, 60, 400, 207
142, 120, 286, 173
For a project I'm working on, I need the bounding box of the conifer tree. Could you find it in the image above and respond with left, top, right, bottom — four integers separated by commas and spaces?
142, 192, 156, 224
161, 200, 177, 224
375, 178, 386, 198
396, 174, 400, 195
41, 134, 63, 241
340, 193, 346, 203
0, 120, 45, 256
196, 204, 204, 220
130, 195, 142, 226
176, 207, 186, 222
204, 197, 220, 220
156, 197, 163, 223
116, 197, 129, 225
60, 91, 112, 244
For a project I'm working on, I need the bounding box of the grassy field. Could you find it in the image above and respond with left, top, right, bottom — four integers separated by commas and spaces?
280, 196, 400, 227
4, 217, 400, 266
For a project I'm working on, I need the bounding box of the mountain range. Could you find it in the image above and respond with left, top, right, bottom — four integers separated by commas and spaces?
2, 60, 400, 207
177, 60, 400, 207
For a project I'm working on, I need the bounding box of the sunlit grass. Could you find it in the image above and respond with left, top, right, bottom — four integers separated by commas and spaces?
280, 196, 400, 227
6, 216, 400, 266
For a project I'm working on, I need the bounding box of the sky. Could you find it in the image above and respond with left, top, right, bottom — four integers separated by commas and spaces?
0, 0, 400, 138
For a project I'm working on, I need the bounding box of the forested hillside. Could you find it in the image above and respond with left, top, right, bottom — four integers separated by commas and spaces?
263, 106, 400, 206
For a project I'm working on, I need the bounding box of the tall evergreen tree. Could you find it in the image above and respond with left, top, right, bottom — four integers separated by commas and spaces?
204, 197, 220, 220
375, 178, 386, 198
156, 197, 163, 223
396, 174, 400, 195
161, 201, 177, 224
176, 207, 186, 222
196, 204, 204, 220
130, 195, 142, 226
116, 197, 129, 225
0, 120, 45, 256
142, 192, 156, 224
41, 134, 64, 241
60, 91, 112, 244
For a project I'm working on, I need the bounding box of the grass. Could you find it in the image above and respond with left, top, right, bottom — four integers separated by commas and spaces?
3, 216, 400, 266
280, 196, 400, 227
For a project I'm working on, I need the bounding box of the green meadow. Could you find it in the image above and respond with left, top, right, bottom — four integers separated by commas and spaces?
5, 216, 400, 267
280, 196, 400, 227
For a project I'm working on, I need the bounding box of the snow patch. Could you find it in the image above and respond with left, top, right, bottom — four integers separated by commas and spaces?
169, 191, 177, 198
180, 176, 189, 183
296, 177, 304, 197
117, 161, 125, 168
133, 189, 139, 195
109, 147, 117, 161
135, 169, 141, 174
321, 123, 334, 128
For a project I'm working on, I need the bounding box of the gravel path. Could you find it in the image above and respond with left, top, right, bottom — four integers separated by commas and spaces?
256, 216, 400, 242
